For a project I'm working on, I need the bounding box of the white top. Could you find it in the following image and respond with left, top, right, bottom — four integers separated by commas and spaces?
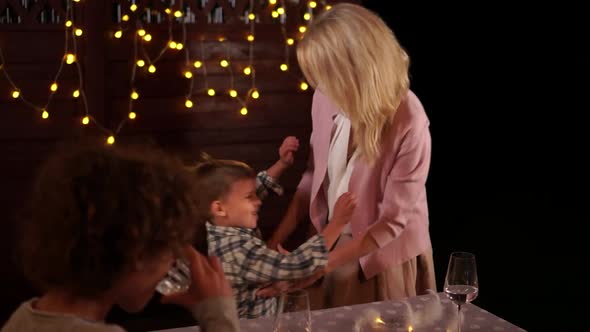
325, 113, 359, 235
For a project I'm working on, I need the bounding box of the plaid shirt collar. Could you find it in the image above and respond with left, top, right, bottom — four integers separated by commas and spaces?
206, 221, 259, 238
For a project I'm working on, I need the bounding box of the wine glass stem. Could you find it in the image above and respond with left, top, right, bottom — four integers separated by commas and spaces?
457, 304, 462, 332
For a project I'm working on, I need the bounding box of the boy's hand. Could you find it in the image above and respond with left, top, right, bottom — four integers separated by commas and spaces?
161, 246, 232, 308
330, 192, 357, 226
279, 136, 299, 167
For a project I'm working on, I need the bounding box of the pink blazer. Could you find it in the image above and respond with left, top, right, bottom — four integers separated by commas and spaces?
297, 89, 432, 279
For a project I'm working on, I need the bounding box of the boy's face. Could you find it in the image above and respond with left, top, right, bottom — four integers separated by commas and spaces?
215, 178, 261, 228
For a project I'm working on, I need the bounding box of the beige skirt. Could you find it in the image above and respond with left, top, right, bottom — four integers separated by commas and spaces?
307, 234, 437, 310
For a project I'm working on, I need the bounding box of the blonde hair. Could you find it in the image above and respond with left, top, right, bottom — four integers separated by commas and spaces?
297, 3, 410, 163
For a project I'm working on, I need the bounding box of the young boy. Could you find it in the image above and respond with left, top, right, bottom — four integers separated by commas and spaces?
1, 142, 239, 332
191, 140, 356, 319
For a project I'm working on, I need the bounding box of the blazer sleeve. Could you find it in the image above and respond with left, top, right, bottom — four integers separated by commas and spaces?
366, 120, 432, 248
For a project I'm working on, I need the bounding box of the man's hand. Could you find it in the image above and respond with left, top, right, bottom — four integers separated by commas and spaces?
161, 246, 232, 308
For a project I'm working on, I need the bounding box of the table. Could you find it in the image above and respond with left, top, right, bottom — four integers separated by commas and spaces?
151, 292, 526, 331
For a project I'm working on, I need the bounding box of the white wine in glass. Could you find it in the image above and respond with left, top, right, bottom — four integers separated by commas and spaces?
444, 251, 478, 332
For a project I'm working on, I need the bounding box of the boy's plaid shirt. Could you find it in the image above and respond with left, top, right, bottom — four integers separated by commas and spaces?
206, 171, 328, 319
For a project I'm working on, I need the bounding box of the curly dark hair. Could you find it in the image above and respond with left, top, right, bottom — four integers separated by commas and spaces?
19, 140, 206, 298
188, 155, 256, 221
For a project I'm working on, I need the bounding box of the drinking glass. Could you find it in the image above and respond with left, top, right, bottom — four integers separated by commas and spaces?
273, 289, 312, 332
156, 258, 191, 295
444, 251, 479, 332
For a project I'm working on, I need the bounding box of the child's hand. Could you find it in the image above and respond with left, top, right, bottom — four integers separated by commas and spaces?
161, 246, 232, 308
330, 192, 356, 225
279, 136, 299, 167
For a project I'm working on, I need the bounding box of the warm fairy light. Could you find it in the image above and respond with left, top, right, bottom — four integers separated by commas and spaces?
65, 20, 72, 27
128, 112, 136, 119
143, 34, 152, 42
185, 99, 193, 108
131, 90, 139, 100
220, 60, 229, 67
114, 30, 123, 38
271, 11, 279, 18
287, 38, 294, 45
75, 28, 83, 36
375, 317, 385, 324
299, 26, 307, 33
247, 34, 255, 42
65, 53, 76, 64
184, 71, 193, 79
130, 4, 137, 12
169, 41, 177, 49
240, 107, 248, 115
122, 14, 129, 21
229, 89, 238, 98
207, 89, 216, 96
269, 0, 277, 4
174, 10, 183, 18
175, 43, 184, 50
137, 29, 146, 37
326, 5, 332, 10
11, 90, 20, 98
300, 82, 309, 90
72, 89, 80, 98
243, 66, 252, 75
165, 8, 172, 14
280, 64, 288, 71
248, 13, 256, 20
277, 7, 285, 15
41, 110, 49, 119
193, 61, 202, 68
218, 37, 226, 42
408, 326, 413, 332
82, 116, 90, 125
73, 0, 80, 2
136, 59, 145, 67
309, 1, 317, 8
251, 89, 260, 99
50, 82, 58, 92
148, 64, 156, 73
303, 13, 311, 20
107, 136, 115, 145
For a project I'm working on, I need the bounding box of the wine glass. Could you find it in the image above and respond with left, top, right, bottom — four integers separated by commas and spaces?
273, 289, 312, 332
444, 252, 478, 332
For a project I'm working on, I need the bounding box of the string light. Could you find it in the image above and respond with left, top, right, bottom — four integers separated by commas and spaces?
75, 28, 83, 36
41, 110, 49, 119
50, 82, 58, 92
114, 30, 123, 38
72, 90, 80, 98
107, 136, 115, 145
82, 116, 90, 125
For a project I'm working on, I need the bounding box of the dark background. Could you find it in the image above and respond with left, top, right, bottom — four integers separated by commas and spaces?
361, 2, 588, 331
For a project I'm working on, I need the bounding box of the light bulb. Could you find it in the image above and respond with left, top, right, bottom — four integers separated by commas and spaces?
131, 91, 139, 100
50, 82, 58, 92
269, 0, 277, 4
194, 61, 202, 68
220, 60, 229, 67
251, 90, 260, 99
174, 10, 182, 18
65, 20, 72, 27
114, 30, 123, 38
207, 89, 215, 96
175, 43, 183, 50
309, 1, 317, 8
248, 13, 255, 20
243, 66, 252, 75
122, 14, 129, 21
326, 5, 332, 10
300, 82, 309, 90
185, 99, 193, 108
299, 26, 307, 33
148, 64, 156, 73
130, 4, 137, 11
247, 34, 254, 42
75, 28, 83, 36
272, 11, 279, 18
41, 110, 49, 119
137, 29, 146, 37
229, 89, 238, 98
136, 59, 145, 67
143, 34, 152, 42
73, 90, 80, 98
169, 41, 177, 49
82, 116, 90, 125
304, 13, 311, 20
277, 7, 285, 15
287, 38, 294, 45
280, 64, 288, 71
165, 8, 172, 14
184, 71, 193, 79
11, 90, 20, 99
107, 136, 115, 145
128, 112, 136, 119
65, 53, 76, 64
240, 107, 248, 115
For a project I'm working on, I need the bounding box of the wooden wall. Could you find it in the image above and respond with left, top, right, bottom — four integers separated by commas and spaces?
0, 0, 358, 329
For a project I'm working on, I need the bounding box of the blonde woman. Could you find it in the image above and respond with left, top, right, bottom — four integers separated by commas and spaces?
264, 3, 436, 308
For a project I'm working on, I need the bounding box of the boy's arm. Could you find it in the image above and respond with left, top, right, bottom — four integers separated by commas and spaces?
258, 136, 299, 199
238, 235, 328, 284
